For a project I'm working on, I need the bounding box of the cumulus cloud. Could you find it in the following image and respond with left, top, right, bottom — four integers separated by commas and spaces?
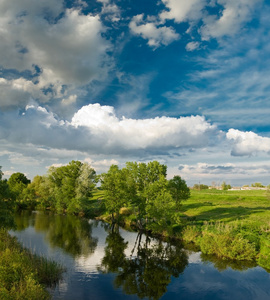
0, 103, 216, 156
200, 0, 263, 40
0, 0, 111, 109
160, 0, 205, 23
158, 0, 262, 42
226, 129, 270, 156
129, 14, 179, 48
71, 103, 216, 151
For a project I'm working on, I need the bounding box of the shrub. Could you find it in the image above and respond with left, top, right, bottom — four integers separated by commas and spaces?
119, 207, 133, 216
200, 232, 257, 260
182, 226, 201, 243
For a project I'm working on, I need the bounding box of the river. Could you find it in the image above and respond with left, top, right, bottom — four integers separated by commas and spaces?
10, 211, 270, 300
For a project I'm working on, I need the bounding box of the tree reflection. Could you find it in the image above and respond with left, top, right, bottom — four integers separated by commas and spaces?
15, 211, 98, 257
99, 229, 188, 300
201, 253, 257, 271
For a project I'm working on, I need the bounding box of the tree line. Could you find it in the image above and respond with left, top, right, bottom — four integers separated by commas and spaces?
0, 161, 190, 233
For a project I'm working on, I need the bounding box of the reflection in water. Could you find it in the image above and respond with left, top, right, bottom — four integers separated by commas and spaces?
99, 227, 188, 300
201, 253, 257, 272
11, 211, 270, 300
15, 210, 98, 257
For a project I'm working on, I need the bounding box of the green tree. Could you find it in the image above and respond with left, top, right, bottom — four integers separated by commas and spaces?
193, 183, 209, 190
122, 161, 169, 230
221, 181, 231, 190
168, 176, 190, 209
0, 166, 14, 228
251, 182, 265, 188
100, 165, 127, 223
8, 172, 31, 208
48, 160, 96, 213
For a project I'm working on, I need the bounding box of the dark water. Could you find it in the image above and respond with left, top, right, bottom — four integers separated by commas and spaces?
10, 211, 270, 300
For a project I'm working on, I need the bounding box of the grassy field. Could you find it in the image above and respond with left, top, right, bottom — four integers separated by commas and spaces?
182, 189, 270, 228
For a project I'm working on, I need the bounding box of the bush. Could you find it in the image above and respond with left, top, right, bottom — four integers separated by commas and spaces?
182, 226, 201, 243
119, 207, 133, 216
200, 231, 257, 260
0, 230, 64, 299
257, 236, 270, 270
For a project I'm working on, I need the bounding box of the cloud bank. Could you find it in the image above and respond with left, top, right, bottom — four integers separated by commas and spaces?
0, 103, 216, 156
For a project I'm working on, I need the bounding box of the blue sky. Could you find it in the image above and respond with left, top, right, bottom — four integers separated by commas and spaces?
0, 0, 270, 186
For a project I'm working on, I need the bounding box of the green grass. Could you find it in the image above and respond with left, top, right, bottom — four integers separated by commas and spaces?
180, 189, 270, 266
0, 229, 65, 300
182, 189, 270, 226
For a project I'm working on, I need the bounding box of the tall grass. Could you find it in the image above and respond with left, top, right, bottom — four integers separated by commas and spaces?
0, 229, 65, 299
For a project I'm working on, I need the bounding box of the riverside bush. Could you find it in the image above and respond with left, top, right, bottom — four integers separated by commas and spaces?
257, 235, 270, 270
0, 229, 64, 299
199, 231, 257, 260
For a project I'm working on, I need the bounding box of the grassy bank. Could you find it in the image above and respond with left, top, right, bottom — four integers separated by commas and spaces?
90, 189, 270, 268
181, 189, 270, 268
0, 229, 65, 300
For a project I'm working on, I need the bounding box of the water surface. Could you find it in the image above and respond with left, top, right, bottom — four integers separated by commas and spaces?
10, 211, 270, 300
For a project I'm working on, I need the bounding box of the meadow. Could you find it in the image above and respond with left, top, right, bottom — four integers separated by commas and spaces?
183, 189, 270, 226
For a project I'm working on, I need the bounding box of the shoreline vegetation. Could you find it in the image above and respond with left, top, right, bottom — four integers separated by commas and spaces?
0, 229, 65, 300
0, 166, 65, 299
1, 161, 270, 295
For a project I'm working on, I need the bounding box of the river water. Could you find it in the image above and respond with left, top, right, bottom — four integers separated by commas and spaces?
10, 211, 270, 300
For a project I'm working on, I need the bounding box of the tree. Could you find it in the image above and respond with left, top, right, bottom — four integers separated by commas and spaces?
193, 184, 209, 190
0, 166, 14, 228
251, 182, 265, 188
8, 172, 31, 207
48, 160, 96, 213
221, 181, 231, 191
100, 165, 127, 223
168, 176, 190, 209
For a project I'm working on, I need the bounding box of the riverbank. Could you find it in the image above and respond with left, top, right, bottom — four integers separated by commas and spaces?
91, 189, 270, 269
0, 229, 65, 300
181, 189, 270, 269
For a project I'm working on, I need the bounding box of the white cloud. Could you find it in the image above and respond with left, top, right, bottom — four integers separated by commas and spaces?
0, 103, 216, 156
177, 161, 270, 185
71, 103, 216, 151
158, 0, 262, 42
200, 0, 262, 40
226, 129, 270, 156
99, 0, 121, 22
186, 41, 200, 51
0, 0, 111, 109
160, 0, 205, 23
84, 158, 119, 172
129, 14, 179, 48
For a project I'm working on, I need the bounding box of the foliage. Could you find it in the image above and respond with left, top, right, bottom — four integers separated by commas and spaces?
22, 161, 97, 214
0, 229, 64, 299
251, 182, 265, 187
0, 166, 15, 229
257, 235, 270, 270
99, 165, 129, 222
193, 184, 209, 190
7, 172, 31, 208
168, 176, 190, 209
221, 181, 231, 190
99, 229, 188, 300
100, 161, 190, 233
